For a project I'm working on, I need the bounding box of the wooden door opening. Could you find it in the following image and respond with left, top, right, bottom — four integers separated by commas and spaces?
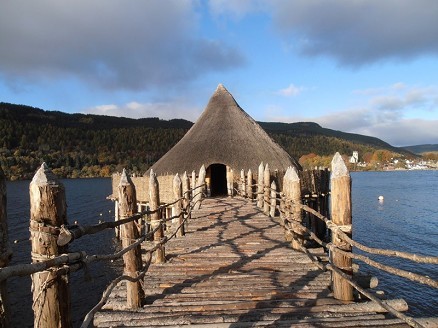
208, 164, 227, 196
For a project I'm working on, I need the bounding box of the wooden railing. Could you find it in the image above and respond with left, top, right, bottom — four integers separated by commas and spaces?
0, 164, 205, 328
1, 155, 437, 328
232, 153, 438, 328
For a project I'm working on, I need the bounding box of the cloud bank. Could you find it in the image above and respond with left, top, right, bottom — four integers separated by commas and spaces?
211, 0, 438, 66
265, 83, 438, 146
0, 1, 245, 91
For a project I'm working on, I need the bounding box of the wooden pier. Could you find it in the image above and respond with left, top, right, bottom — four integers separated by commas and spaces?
94, 197, 411, 328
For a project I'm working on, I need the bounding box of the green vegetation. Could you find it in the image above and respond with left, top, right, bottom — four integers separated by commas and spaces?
0, 102, 418, 180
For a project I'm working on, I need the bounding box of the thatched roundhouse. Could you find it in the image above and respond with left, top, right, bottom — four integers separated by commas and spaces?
149, 84, 300, 196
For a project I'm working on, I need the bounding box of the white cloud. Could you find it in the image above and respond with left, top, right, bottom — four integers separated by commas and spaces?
264, 82, 438, 146
313, 108, 438, 146
355, 84, 438, 113
84, 100, 201, 121
210, 0, 438, 65
276, 84, 304, 97
208, 0, 266, 19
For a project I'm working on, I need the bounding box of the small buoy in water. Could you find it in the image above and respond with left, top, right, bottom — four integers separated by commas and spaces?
99, 213, 103, 216
378, 195, 384, 201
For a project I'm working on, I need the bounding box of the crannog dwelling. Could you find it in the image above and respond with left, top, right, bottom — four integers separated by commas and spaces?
111, 84, 301, 204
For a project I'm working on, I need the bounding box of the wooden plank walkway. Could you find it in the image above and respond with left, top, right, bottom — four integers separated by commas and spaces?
95, 197, 410, 327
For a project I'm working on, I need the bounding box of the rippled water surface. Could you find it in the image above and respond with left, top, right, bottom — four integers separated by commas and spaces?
6, 178, 120, 327
351, 171, 438, 317
4, 172, 437, 326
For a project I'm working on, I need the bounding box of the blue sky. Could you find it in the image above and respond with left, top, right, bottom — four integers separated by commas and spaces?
1, 0, 437, 147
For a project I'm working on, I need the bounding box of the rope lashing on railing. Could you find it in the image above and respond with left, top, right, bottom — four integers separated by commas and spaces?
280, 208, 438, 288
296, 243, 426, 328
0, 187, 203, 282
299, 203, 438, 265
80, 196, 198, 328
272, 196, 429, 328
57, 185, 205, 247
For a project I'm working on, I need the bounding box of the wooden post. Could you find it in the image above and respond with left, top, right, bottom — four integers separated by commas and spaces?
118, 169, 144, 308
240, 169, 246, 197
247, 169, 253, 200
257, 162, 264, 208
173, 174, 184, 237
191, 170, 196, 192
30, 163, 71, 327
270, 180, 277, 217
114, 200, 120, 238
193, 165, 206, 210
149, 170, 165, 263
226, 167, 234, 197
182, 172, 191, 229
330, 152, 353, 301
281, 167, 292, 240
289, 167, 304, 250
263, 163, 270, 215
0, 167, 11, 327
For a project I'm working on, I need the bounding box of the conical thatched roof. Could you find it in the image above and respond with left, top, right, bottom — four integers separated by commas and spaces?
149, 84, 300, 175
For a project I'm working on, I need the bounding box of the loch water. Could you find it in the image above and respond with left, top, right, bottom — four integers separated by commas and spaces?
4, 171, 438, 327
6, 178, 120, 328
351, 170, 438, 317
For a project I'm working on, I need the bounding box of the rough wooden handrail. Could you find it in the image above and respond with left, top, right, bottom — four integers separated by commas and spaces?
299, 203, 438, 264
280, 215, 438, 289
297, 243, 425, 328
80, 198, 194, 328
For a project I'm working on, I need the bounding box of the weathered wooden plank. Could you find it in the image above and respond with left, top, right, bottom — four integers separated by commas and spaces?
94, 197, 412, 328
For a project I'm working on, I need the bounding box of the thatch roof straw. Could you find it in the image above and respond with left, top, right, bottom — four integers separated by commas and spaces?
149, 84, 300, 175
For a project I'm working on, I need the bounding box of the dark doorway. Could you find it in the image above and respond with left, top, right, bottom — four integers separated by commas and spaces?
209, 164, 227, 196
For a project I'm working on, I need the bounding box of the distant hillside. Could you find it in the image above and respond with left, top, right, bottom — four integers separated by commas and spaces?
400, 144, 438, 154
0, 102, 413, 179
258, 121, 410, 157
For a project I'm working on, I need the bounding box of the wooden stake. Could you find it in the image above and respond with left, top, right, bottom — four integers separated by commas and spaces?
118, 169, 144, 308
182, 172, 191, 229
30, 163, 71, 328
330, 152, 353, 301
289, 167, 304, 250
257, 162, 264, 208
149, 170, 165, 263
247, 169, 253, 200
0, 167, 11, 327
191, 170, 196, 192
240, 169, 246, 197
194, 165, 206, 210
173, 174, 184, 237
263, 164, 270, 215
270, 180, 277, 218
114, 200, 120, 238
226, 167, 234, 197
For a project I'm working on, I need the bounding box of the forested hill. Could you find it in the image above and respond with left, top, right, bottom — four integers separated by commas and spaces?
0, 102, 411, 180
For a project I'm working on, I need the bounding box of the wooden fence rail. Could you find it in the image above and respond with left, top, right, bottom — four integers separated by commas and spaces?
0, 163, 204, 327
231, 153, 437, 328
1, 155, 437, 328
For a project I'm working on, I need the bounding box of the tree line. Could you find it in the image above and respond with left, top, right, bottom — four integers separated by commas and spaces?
0, 102, 414, 180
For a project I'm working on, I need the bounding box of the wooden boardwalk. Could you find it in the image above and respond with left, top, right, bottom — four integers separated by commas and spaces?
95, 197, 411, 327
